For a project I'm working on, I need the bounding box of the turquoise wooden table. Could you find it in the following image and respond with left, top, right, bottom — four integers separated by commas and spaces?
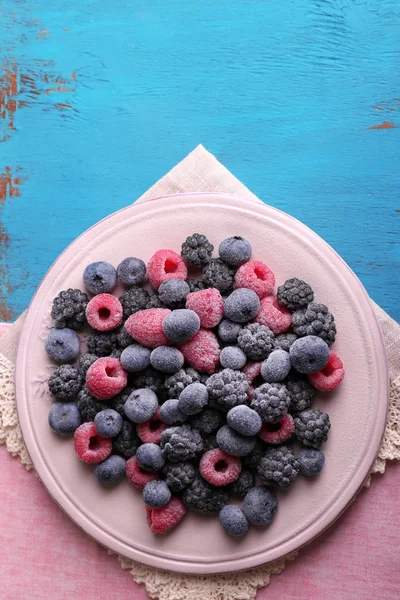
1, 1, 399, 322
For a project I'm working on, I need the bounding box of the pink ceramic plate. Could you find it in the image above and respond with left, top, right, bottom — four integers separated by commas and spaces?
15, 193, 388, 574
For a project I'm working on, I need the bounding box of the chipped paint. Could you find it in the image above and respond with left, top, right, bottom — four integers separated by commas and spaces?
36, 28, 50, 39
367, 121, 397, 130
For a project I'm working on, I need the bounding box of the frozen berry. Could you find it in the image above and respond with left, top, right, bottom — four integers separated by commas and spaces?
255, 296, 291, 334
136, 407, 167, 444
94, 408, 124, 438
73, 422, 112, 463
200, 448, 241, 486
51, 288, 88, 330
95, 455, 126, 486
258, 413, 294, 444
228, 469, 255, 497
219, 236, 252, 266
45, 328, 80, 363
237, 323, 275, 360
290, 335, 330, 374
181, 233, 214, 267
190, 408, 224, 433
182, 476, 228, 513
85, 293, 123, 332
79, 353, 98, 378
83, 261, 117, 295
261, 349, 291, 382
178, 383, 209, 416
274, 332, 298, 352
117, 257, 146, 287
150, 346, 184, 374
160, 424, 203, 462
131, 367, 166, 398
251, 382, 291, 423
179, 329, 220, 374
147, 249, 188, 289
146, 293, 166, 309
242, 487, 278, 526
218, 319, 243, 344
227, 405, 262, 436
119, 288, 150, 319
224, 289, 260, 324
158, 278, 190, 308
258, 445, 300, 487
86, 357, 128, 400
162, 309, 200, 343
203, 258, 235, 293
160, 399, 187, 425
48, 402, 82, 435
186, 288, 224, 328
136, 443, 165, 471
186, 278, 207, 293
292, 302, 336, 346
125, 308, 172, 349
242, 360, 263, 400
234, 260, 275, 299
220, 346, 247, 370
126, 456, 159, 488
216, 425, 256, 457
162, 461, 196, 492
86, 330, 119, 357
241, 438, 264, 470
206, 368, 248, 411
298, 448, 325, 476
308, 351, 344, 391
146, 496, 187, 534
294, 409, 331, 448
277, 278, 314, 311
124, 388, 159, 423
164, 367, 201, 398
112, 420, 140, 457
143, 480, 171, 508
120, 344, 151, 372
219, 505, 249, 537
48, 365, 81, 400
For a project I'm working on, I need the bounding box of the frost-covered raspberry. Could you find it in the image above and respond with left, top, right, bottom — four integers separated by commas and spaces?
251, 382, 291, 422
125, 308, 172, 349
234, 260, 275, 299
308, 351, 345, 391
147, 249, 188, 289
200, 449, 241, 486
51, 288, 88, 330
136, 408, 167, 444
126, 456, 159, 488
255, 296, 292, 334
237, 323, 275, 360
277, 278, 314, 311
258, 445, 299, 487
179, 329, 220, 374
186, 288, 224, 328
86, 357, 128, 400
73, 422, 112, 463
48, 365, 81, 400
292, 302, 336, 346
146, 497, 187, 535
258, 413, 294, 444
206, 368, 249, 411
85, 294, 123, 332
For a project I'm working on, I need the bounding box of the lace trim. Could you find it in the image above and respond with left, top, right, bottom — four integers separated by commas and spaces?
1, 353, 399, 600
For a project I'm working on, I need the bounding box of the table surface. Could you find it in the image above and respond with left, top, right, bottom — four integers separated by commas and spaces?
0, 0, 399, 323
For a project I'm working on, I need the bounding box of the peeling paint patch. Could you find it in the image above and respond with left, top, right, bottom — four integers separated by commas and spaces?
36, 28, 50, 39
367, 121, 397, 130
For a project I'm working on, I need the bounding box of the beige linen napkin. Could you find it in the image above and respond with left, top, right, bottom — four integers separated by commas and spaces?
1, 145, 399, 600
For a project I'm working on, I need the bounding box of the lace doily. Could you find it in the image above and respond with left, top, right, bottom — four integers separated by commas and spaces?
1, 353, 399, 600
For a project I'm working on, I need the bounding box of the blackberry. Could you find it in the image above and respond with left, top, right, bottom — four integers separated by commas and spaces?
292, 303, 336, 346
131, 367, 166, 398
186, 279, 207, 293
201, 432, 219, 452
51, 288, 88, 330
237, 323, 275, 360
162, 461, 196, 492
164, 368, 201, 399
160, 424, 203, 462
190, 409, 224, 434
48, 365, 81, 400
109, 386, 133, 416
112, 420, 140, 457
117, 328, 134, 349
294, 409, 331, 448
203, 258, 235, 293
251, 382, 291, 423
182, 476, 228, 513
242, 438, 265, 470
79, 353, 98, 378
206, 369, 249, 411
274, 332, 298, 352
277, 278, 314, 311
228, 469, 255, 497
146, 293, 166, 309
77, 387, 107, 422
86, 330, 119, 357
181, 233, 214, 267
286, 375, 314, 413
110, 348, 123, 359
258, 445, 300, 487
119, 287, 150, 319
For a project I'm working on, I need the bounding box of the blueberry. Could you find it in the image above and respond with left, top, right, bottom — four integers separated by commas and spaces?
224, 289, 260, 324
159, 399, 187, 425
124, 388, 159, 423
219, 236, 252, 266
143, 480, 171, 508
227, 405, 262, 436
218, 319, 243, 344
261, 349, 291, 382
136, 442, 165, 471
45, 328, 80, 363
158, 278, 190, 307
48, 402, 81, 435
242, 487, 278, 526
94, 455, 126, 486
117, 257, 146, 287
298, 448, 325, 476
150, 346, 185, 374
216, 425, 256, 457
289, 335, 330, 374
162, 309, 200, 343
94, 409, 123, 438
178, 383, 209, 416
83, 261, 117, 295
219, 346, 247, 370
120, 344, 151, 372
219, 505, 249, 537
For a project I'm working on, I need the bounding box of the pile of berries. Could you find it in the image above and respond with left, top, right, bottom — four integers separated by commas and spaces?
46, 234, 344, 537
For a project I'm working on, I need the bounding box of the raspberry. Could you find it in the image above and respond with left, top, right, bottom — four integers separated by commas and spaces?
294, 409, 331, 448
164, 368, 201, 399
119, 288, 150, 319
277, 278, 314, 311
147, 249, 188, 289
146, 496, 187, 534
237, 323, 275, 360
186, 279, 207, 293
242, 361, 263, 400
126, 456, 159, 488
73, 422, 112, 463
160, 424, 203, 462
258, 413, 294, 444
112, 420, 140, 457
292, 302, 336, 346
179, 329, 220, 374
308, 351, 345, 391
86, 357, 128, 400
200, 448, 241, 487
125, 308, 172, 349
234, 260, 275, 299
258, 445, 300, 487
87, 330, 119, 357
77, 387, 106, 422
181, 233, 214, 267
206, 369, 249, 411
51, 288, 88, 330
48, 365, 81, 400
286, 375, 314, 413
185, 288, 224, 328
162, 461, 196, 492
255, 296, 291, 334
251, 382, 291, 423
203, 258, 235, 293
136, 407, 167, 444
85, 294, 123, 332
182, 476, 228, 513
228, 469, 255, 497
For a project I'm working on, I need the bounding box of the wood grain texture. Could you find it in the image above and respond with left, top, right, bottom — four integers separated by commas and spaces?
0, 0, 399, 321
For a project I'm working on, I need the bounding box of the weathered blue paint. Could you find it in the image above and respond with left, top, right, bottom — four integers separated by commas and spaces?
0, 0, 399, 321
